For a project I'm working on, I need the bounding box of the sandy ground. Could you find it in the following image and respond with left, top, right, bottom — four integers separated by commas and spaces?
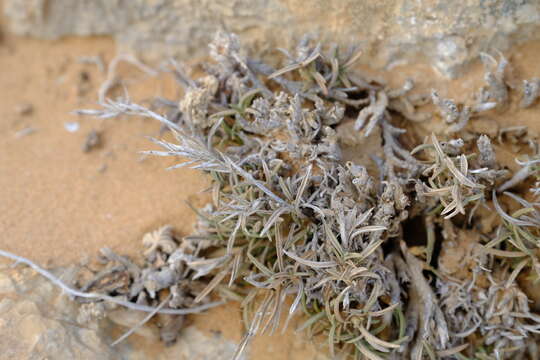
2, 10, 540, 359
0, 19, 323, 360
0, 34, 213, 266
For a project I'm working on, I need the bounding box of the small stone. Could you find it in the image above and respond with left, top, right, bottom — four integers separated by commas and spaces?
64, 121, 80, 133
82, 130, 102, 152
15, 103, 33, 116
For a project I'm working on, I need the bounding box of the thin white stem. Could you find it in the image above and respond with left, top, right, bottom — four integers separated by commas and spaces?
111, 293, 172, 346
0, 249, 224, 315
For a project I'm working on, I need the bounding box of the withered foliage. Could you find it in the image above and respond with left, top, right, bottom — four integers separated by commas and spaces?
78, 33, 540, 359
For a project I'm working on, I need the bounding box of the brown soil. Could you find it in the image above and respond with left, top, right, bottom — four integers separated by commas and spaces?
2, 12, 540, 359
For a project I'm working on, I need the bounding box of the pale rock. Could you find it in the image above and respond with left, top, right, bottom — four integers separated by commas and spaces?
0, 272, 15, 294
4, 0, 540, 77
0, 266, 246, 359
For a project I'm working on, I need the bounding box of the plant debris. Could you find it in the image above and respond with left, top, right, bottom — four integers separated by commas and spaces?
69, 33, 540, 358
14, 126, 36, 138
77, 226, 228, 346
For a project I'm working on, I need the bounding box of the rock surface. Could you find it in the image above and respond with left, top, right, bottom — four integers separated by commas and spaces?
0, 265, 241, 360
0, 266, 120, 359
3, 0, 540, 77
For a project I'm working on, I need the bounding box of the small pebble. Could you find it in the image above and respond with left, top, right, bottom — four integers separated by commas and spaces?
15, 103, 33, 116
64, 122, 80, 133
82, 130, 102, 152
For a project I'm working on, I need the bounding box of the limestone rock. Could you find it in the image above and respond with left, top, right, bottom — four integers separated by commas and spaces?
155, 327, 240, 360
0, 267, 120, 360
0, 272, 15, 294
3, 0, 540, 77
0, 265, 244, 359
